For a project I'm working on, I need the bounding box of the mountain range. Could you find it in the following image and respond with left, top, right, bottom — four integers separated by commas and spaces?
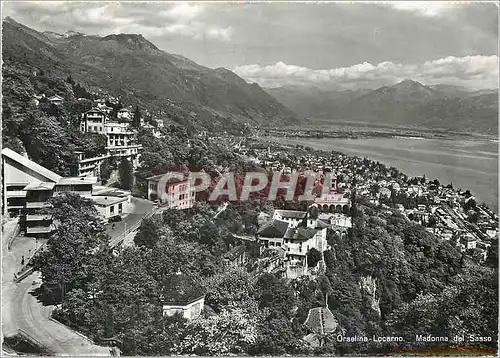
2, 17, 298, 131
2, 17, 498, 135
266, 80, 498, 134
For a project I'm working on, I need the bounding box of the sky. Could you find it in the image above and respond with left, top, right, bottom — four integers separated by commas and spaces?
2, 1, 499, 90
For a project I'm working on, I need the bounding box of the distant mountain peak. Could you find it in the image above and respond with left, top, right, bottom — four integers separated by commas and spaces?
64, 30, 85, 38
100, 33, 159, 51
393, 79, 426, 88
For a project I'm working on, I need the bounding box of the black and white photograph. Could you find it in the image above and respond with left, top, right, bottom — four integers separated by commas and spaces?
1, 1, 498, 356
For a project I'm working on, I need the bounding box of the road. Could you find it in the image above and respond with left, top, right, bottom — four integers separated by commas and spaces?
2, 218, 110, 355
2, 198, 153, 355
106, 197, 153, 246
442, 204, 489, 242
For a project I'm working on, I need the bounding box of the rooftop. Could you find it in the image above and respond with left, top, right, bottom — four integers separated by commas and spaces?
258, 219, 289, 238
92, 195, 128, 207
224, 245, 247, 261
275, 210, 307, 219
23, 182, 56, 191
2, 148, 62, 183
57, 177, 98, 186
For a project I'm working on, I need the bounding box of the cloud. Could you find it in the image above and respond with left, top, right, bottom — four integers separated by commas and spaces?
384, 1, 459, 17
3, 2, 233, 42
233, 55, 499, 90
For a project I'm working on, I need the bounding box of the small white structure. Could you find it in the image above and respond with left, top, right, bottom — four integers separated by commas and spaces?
48, 94, 64, 106
92, 195, 129, 219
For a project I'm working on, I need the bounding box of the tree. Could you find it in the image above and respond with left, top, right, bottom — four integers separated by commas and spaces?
100, 156, 117, 184
204, 267, 254, 313
20, 111, 76, 176
307, 248, 322, 268
118, 158, 134, 190
132, 105, 141, 129
486, 239, 498, 269
175, 305, 261, 355
33, 194, 108, 302
133, 216, 163, 249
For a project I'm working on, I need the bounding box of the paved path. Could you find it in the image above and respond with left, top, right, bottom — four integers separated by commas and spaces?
107, 198, 153, 247
2, 218, 110, 356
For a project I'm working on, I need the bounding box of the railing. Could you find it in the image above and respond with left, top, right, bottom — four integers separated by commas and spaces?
7, 223, 21, 250
14, 266, 35, 283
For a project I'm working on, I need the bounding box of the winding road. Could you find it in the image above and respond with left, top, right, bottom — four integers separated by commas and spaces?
2, 197, 153, 356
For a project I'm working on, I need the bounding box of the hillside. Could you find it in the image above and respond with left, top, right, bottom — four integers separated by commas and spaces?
267, 80, 498, 134
2, 17, 299, 131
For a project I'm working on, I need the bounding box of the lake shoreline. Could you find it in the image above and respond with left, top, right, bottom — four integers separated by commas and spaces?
270, 136, 498, 213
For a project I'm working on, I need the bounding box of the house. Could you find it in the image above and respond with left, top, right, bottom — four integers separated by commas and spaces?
161, 271, 205, 320
259, 207, 329, 278
81, 108, 107, 133
117, 108, 132, 121
460, 233, 477, 250
223, 245, 248, 268
1, 148, 98, 237
257, 219, 288, 251
147, 175, 196, 209
47, 94, 64, 106
77, 112, 143, 177
92, 195, 129, 220
104, 121, 142, 164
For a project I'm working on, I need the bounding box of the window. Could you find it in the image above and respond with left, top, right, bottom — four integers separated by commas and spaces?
110, 206, 115, 214
118, 203, 123, 214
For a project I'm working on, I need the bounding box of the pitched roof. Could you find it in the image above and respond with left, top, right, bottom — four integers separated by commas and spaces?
57, 177, 98, 185
275, 210, 307, 219
23, 182, 56, 191
2, 148, 62, 183
294, 227, 317, 241
258, 219, 289, 238
304, 307, 338, 335
224, 245, 247, 261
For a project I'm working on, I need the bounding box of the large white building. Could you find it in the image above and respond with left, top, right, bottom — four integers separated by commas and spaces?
76, 108, 142, 177
258, 207, 330, 278
2, 148, 133, 235
147, 175, 196, 209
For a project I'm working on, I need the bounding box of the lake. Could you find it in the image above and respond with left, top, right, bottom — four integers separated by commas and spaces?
278, 137, 498, 213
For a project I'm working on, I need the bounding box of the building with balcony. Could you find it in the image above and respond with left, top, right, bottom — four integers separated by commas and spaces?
81, 108, 107, 133
258, 206, 329, 278
76, 112, 143, 178
147, 175, 196, 209
2, 148, 99, 237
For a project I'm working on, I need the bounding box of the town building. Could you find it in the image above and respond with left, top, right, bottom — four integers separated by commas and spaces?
147, 175, 196, 209
258, 206, 329, 278
223, 245, 248, 268
47, 94, 64, 106
76, 108, 142, 177
1, 148, 134, 235
81, 108, 107, 133
92, 195, 129, 220
1, 148, 97, 237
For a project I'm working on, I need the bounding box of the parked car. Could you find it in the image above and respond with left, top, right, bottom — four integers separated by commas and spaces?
108, 215, 122, 223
